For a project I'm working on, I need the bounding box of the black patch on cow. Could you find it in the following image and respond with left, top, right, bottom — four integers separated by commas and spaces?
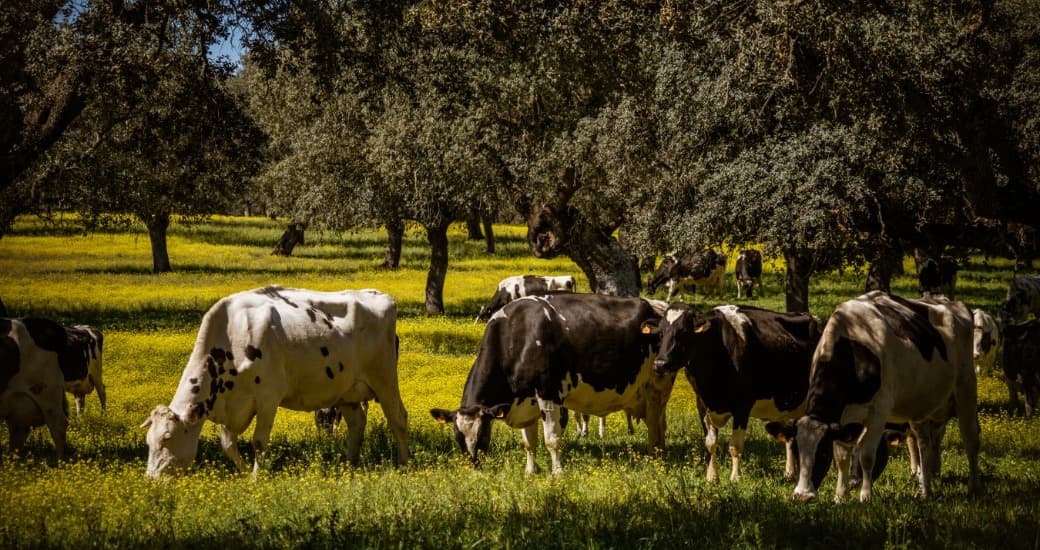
245, 345, 263, 360
255, 376, 261, 384
57, 325, 93, 382
320, 346, 329, 357
806, 336, 882, 423
226, 351, 234, 361
874, 295, 948, 362
210, 347, 227, 365
307, 309, 317, 323
206, 358, 218, 379
225, 381, 234, 391
218, 366, 226, 375
256, 286, 299, 308
191, 385, 201, 394
325, 366, 334, 379
0, 320, 20, 395
189, 377, 198, 384
21, 317, 67, 352
229, 368, 238, 376
338, 362, 344, 372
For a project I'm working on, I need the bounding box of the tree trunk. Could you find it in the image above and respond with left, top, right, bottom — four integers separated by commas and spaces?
564, 233, 642, 297
382, 219, 404, 269
272, 223, 305, 256
143, 212, 172, 273
865, 243, 903, 293
784, 249, 813, 313
465, 210, 483, 240
424, 219, 451, 315
482, 217, 495, 254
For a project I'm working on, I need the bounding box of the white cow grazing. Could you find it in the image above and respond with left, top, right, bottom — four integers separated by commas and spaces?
972, 309, 1000, 375
142, 286, 408, 478
0, 317, 69, 457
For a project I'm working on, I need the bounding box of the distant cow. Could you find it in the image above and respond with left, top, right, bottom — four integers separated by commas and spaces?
917, 257, 958, 299
432, 294, 674, 474
475, 275, 576, 322
651, 304, 822, 481
973, 309, 1000, 376
1000, 276, 1040, 324
0, 317, 70, 457
791, 292, 979, 502
1002, 320, 1040, 417
647, 251, 727, 301
765, 420, 905, 490
142, 286, 408, 478
61, 325, 105, 415
735, 250, 763, 299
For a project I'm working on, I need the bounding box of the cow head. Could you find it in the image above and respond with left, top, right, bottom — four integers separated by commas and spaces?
972, 310, 998, 362
790, 416, 866, 502
652, 304, 699, 375
430, 404, 510, 466
1002, 281, 1034, 325
646, 255, 678, 295
141, 404, 205, 479
475, 289, 512, 323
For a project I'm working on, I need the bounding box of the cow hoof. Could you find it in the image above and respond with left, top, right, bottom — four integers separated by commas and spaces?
793, 491, 818, 503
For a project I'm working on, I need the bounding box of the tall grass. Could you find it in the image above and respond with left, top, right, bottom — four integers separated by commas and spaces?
0, 215, 1037, 549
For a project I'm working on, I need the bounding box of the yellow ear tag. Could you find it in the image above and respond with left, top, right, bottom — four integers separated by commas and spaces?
435, 417, 447, 424
776, 434, 787, 443
641, 326, 652, 334
495, 409, 507, 419
694, 323, 710, 334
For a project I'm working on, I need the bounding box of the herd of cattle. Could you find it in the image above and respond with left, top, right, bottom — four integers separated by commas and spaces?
2, 261, 1040, 503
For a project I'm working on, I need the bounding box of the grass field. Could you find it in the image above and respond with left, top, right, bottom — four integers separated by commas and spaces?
0, 215, 1037, 549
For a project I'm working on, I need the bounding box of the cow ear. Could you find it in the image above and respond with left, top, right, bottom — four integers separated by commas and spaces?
640, 319, 660, 335
830, 423, 864, 443
765, 421, 796, 442
430, 408, 457, 424
487, 404, 511, 419
694, 321, 710, 334
185, 403, 205, 426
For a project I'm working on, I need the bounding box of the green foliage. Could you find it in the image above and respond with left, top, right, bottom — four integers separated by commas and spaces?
0, 215, 1038, 548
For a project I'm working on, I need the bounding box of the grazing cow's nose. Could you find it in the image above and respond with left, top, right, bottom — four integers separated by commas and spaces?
653, 359, 669, 373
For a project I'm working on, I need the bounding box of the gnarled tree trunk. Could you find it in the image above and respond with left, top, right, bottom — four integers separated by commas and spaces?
784, 248, 813, 313
482, 217, 495, 254
424, 219, 451, 315
382, 218, 404, 269
272, 222, 305, 256
141, 211, 172, 273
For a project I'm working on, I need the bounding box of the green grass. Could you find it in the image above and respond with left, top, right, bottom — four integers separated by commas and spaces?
0, 215, 1038, 549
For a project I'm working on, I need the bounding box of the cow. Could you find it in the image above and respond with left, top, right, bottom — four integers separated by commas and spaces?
651, 304, 822, 482
0, 317, 70, 457
790, 291, 980, 503
1001, 320, 1040, 417
917, 257, 958, 299
431, 294, 674, 475
574, 412, 635, 438
141, 286, 408, 478
647, 251, 727, 301
973, 309, 1000, 376
61, 325, 105, 415
735, 250, 763, 299
314, 402, 368, 435
0, 297, 7, 317
1000, 275, 1040, 324
475, 275, 577, 323
765, 420, 905, 489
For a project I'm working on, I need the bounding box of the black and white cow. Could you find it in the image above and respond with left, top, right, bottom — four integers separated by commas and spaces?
475, 275, 577, 322
647, 251, 727, 301
1001, 320, 1040, 417
0, 317, 71, 457
61, 325, 105, 415
791, 291, 979, 502
142, 286, 408, 478
0, 297, 7, 317
973, 309, 1000, 376
735, 250, 763, 300
917, 257, 958, 299
1000, 275, 1040, 324
432, 294, 673, 474
651, 304, 822, 481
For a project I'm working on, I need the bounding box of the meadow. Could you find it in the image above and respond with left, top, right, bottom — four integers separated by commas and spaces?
0, 215, 1037, 549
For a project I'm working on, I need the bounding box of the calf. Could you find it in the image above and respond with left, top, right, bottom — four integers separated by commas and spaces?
432, 294, 673, 474
1001, 320, 1040, 417
142, 286, 408, 478
973, 309, 1000, 376
791, 291, 979, 502
917, 257, 958, 299
1000, 275, 1040, 324
734, 250, 763, 299
475, 275, 576, 322
0, 317, 70, 457
61, 325, 105, 415
647, 251, 727, 301
651, 304, 822, 481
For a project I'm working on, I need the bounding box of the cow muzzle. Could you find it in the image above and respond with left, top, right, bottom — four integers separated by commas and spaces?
653, 359, 672, 375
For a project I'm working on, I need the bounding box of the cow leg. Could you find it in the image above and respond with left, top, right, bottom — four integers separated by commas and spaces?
74, 393, 86, 415
704, 413, 720, 482
342, 403, 369, 466
856, 425, 885, 502
372, 381, 410, 466
42, 390, 67, 460
219, 425, 250, 472
833, 442, 853, 503
955, 391, 982, 496
575, 413, 588, 438
537, 399, 564, 475
906, 431, 921, 478
911, 420, 943, 499
250, 405, 279, 474
624, 412, 634, 435
784, 439, 797, 481
736, 279, 744, 300
93, 375, 107, 412
598, 416, 607, 438
8, 421, 30, 454
521, 423, 541, 474
728, 426, 746, 482
644, 373, 673, 455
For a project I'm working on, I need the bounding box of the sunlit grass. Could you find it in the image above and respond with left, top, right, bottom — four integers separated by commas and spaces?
0, 215, 1038, 548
